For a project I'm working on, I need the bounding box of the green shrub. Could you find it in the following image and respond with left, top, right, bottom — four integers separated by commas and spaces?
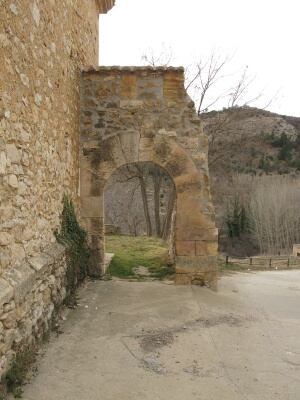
278, 145, 292, 161
271, 132, 290, 147
258, 157, 271, 172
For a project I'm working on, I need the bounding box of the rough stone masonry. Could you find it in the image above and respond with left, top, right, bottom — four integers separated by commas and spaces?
80, 66, 218, 285
0, 0, 114, 383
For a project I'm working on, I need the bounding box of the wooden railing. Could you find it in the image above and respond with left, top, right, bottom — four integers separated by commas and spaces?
223, 255, 300, 270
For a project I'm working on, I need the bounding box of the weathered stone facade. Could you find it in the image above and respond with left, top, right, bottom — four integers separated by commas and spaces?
80, 67, 218, 286
0, 0, 100, 276
0, 243, 66, 380
0, 0, 114, 382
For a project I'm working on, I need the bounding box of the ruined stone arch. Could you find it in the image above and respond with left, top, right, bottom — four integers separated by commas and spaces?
80, 66, 218, 287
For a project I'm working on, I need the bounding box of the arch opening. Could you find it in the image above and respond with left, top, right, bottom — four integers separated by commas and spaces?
104, 161, 176, 279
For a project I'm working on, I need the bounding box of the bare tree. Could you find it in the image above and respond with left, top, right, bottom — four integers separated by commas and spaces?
185, 52, 230, 115
248, 176, 300, 254
141, 44, 174, 67
220, 174, 300, 255
105, 162, 175, 239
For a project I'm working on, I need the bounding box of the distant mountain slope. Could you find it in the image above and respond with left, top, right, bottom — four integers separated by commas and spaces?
201, 107, 300, 256
201, 106, 300, 176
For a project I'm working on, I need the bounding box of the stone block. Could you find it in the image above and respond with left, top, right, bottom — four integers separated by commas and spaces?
175, 241, 195, 256
117, 132, 140, 164
175, 255, 218, 273
43, 243, 65, 261
0, 279, 14, 308
0, 232, 12, 246
81, 196, 103, 218
137, 76, 163, 100
28, 253, 54, 274
81, 218, 104, 235
163, 71, 185, 101
175, 273, 192, 285
2, 263, 36, 304
120, 100, 143, 109
6, 144, 21, 164
196, 241, 218, 256
120, 74, 137, 99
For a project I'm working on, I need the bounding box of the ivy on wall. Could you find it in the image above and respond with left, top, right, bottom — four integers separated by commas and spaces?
55, 195, 90, 305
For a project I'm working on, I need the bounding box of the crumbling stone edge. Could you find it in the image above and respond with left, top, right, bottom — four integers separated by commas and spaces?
0, 243, 68, 393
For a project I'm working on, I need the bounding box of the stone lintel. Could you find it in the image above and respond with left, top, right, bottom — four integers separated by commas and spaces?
175, 256, 218, 273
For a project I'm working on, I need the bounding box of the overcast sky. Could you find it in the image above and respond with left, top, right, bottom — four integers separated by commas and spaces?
99, 0, 300, 116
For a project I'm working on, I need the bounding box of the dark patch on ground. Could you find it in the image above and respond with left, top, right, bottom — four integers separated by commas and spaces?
136, 313, 254, 354
138, 330, 174, 352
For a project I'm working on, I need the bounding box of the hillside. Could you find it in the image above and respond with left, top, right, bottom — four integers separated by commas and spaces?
202, 106, 300, 176
201, 107, 300, 256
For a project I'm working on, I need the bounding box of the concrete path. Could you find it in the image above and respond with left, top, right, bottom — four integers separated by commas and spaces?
20, 271, 300, 400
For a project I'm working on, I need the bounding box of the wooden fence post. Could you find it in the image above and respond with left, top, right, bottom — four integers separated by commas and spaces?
250, 257, 252, 266
226, 255, 229, 264
287, 258, 290, 268
269, 258, 272, 267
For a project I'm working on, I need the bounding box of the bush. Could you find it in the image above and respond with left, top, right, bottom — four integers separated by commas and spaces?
278, 144, 293, 161
258, 157, 271, 172
271, 132, 290, 148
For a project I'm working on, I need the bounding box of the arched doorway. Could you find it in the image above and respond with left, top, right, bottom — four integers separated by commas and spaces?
80, 66, 218, 287
104, 161, 176, 278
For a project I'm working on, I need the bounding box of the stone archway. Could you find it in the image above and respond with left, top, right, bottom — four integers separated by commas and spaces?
80, 66, 218, 287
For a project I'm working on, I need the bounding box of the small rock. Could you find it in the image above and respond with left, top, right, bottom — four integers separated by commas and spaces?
9, 4, 18, 15
0, 152, 7, 175
34, 93, 42, 106
31, 3, 40, 26
133, 266, 151, 277
20, 74, 29, 87
0, 232, 12, 246
6, 143, 21, 164
8, 174, 18, 188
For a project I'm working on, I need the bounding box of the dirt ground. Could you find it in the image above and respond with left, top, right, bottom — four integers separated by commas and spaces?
18, 271, 300, 400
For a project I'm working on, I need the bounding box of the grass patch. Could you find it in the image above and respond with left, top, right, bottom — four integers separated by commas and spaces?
106, 235, 173, 279
218, 260, 245, 272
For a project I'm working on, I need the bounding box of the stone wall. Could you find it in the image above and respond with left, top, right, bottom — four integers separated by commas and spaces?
80, 67, 218, 286
0, 243, 66, 380
0, 0, 100, 276
0, 0, 114, 383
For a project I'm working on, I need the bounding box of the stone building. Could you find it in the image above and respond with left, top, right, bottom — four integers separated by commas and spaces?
0, 0, 217, 382
0, 0, 114, 381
